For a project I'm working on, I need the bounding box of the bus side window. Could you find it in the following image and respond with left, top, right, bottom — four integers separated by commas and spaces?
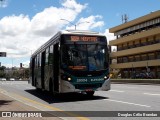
49, 45, 53, 65
37, 54, 40, 68
45, 47, 49, 65
39, 53, 41, 67
35, 56, 37, 68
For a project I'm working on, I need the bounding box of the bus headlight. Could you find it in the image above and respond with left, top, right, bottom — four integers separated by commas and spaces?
104, 76, 107, 80
61, 74, 72, 81
68, 77, 72, 81
104, 75, 110, 80
104, 76, 108, 80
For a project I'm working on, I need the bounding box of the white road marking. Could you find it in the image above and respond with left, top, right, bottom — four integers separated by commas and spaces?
25, 87, 33, 89
122, 86, 137, 89
104, 99, 151, 108
110, 90, 124, 93
144, 93, 160, 96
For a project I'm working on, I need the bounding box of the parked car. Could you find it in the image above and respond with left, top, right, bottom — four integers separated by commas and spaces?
10, 78, 15, 81
134, 72, 154, 79
0, 78, 6, 81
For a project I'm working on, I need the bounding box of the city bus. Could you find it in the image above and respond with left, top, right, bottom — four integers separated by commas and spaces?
30, 30, 110, 96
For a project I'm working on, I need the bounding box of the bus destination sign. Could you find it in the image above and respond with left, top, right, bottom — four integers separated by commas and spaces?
70, 36, 98, 42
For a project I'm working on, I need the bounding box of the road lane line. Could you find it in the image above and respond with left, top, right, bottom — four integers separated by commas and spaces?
0, 88, 89, 120
0, 88, 7, 93
144, 93, 160, 96
104, 99, 151, 108
13, 93, 90, 120
110, 90, 124, 93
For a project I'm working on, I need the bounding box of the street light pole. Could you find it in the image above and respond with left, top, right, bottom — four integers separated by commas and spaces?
60, 19, 89, 30
60, 19, 76, 30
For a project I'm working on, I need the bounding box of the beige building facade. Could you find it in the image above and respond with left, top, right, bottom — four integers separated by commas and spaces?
109, 10, 160, 78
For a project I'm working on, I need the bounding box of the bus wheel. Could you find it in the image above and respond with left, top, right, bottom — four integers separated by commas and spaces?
86, 91, 95, 96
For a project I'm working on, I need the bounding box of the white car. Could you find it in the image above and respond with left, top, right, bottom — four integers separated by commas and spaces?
1, 78, 6, 81
10, 78, 15, 81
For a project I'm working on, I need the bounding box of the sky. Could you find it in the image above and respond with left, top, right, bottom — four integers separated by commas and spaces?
0, 0, 159, 68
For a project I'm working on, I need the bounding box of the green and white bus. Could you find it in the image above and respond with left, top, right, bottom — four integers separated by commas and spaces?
30, 30, 110, 96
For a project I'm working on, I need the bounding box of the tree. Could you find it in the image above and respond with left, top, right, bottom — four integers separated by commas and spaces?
0, 66, 6, 71
0, 66, 6, 77
0, 70, 5, 77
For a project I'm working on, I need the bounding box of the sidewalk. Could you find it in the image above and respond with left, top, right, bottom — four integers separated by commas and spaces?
0, 92, 62, 120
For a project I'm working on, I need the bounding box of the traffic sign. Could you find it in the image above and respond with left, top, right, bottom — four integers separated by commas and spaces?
0, 52, 6, 57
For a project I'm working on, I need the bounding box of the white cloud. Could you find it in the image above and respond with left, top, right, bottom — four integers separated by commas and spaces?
0, 15, 30, 36
104, 29, 116, 42
0, 0, 87, 59
61, 0, 87, 13
103, 29, 117, 52
30, 0, 87, 37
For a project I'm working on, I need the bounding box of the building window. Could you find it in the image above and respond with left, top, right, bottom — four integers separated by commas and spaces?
117, 44, 122, 51
155, 39, 160, 43
128, 56, 134, 62
117, 57, 123, 63
122, 43, 128, 50
128, 41, 134, 48
148, 38, 154, 45
134, 40, 140, 47
135, 55, 140, 61
148, 53, 155, 60
123, 70, 129, 78
123, 56, 128, 63
158, 71, 160, 79
141, 39, 147, 46
141, 54, 147, 61
116, 17, 160, 38
157, 51, 160, 59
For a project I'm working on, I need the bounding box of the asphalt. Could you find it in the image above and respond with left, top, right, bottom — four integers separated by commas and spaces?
0, 91, 62, 120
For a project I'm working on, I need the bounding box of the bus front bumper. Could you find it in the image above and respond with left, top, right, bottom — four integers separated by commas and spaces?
97, 78, 110, 91
60, 78, 110, 93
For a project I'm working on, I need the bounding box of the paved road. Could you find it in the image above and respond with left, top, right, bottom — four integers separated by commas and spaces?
0, 81, 160, 120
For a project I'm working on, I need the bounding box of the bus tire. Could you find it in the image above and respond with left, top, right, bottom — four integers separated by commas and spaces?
86, 91, 95, 96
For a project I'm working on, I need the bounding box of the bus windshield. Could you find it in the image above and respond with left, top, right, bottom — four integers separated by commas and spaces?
61, 44, 107, 71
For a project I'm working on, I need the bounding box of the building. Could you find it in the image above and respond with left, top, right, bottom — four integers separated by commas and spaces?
109, 10, 160, 79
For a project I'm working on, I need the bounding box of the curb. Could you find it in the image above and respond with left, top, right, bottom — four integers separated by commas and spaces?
111, 79, 160, 84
